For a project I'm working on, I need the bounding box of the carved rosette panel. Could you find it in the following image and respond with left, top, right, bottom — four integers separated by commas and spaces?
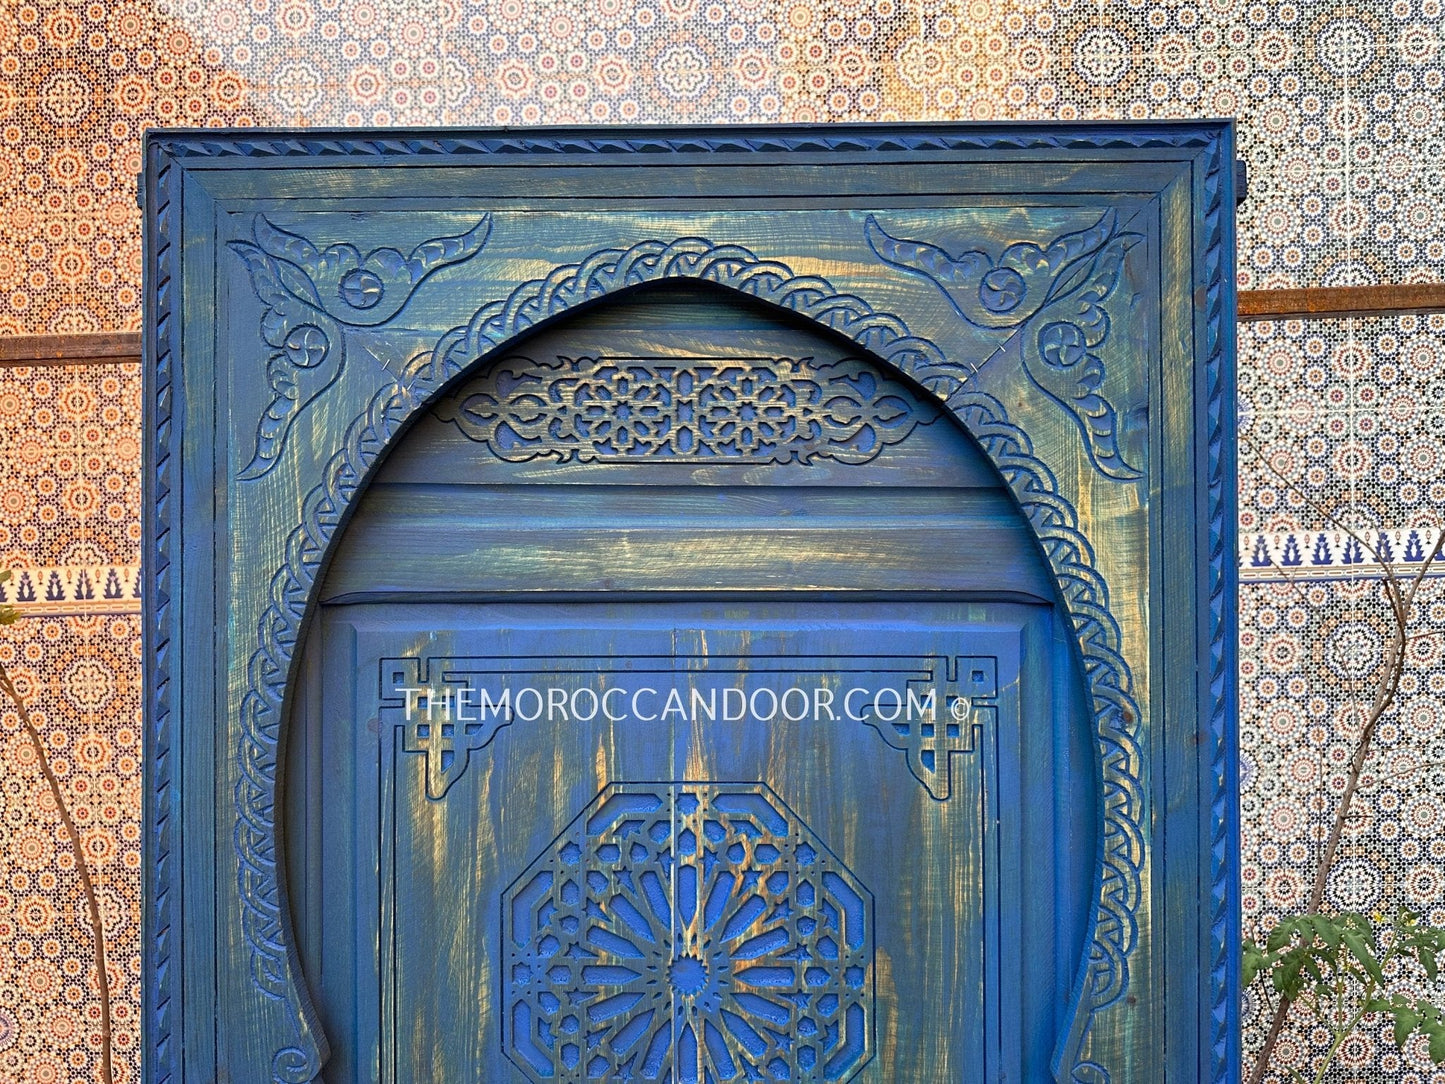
503, 782, 874, 1084
432, 354, 926, 465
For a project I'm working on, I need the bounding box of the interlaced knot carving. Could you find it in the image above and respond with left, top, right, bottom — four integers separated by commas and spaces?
433, 354, 928, 465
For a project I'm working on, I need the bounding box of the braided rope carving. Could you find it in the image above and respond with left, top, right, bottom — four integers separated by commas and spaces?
156, 125, 1224, 163
1199, 130, 1240, 1084
231, 237, 1147, 1081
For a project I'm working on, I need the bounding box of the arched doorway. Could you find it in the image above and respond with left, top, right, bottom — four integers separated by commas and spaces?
282, 284, 1097, 1081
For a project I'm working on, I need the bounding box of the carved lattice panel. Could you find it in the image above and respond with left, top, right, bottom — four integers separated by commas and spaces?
431, 354, 929, 465
502, 782, 874, 1083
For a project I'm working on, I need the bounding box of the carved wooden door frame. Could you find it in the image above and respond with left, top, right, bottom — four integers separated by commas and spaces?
142, 123, 1238, 1084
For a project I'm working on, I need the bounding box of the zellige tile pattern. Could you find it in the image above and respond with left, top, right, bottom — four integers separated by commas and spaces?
0, 2, 1442, 1081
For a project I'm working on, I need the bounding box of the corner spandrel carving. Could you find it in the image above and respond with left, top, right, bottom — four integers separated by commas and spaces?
229, 215, 493, 480
865, 210, 1144, 482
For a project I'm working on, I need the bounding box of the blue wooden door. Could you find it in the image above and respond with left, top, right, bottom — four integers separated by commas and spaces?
145, 124, 1239, 1084
284, 288, 1094, 1081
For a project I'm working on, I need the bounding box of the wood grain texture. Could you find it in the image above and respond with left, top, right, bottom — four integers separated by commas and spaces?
291, 600, 1078, 1082
0, 331, 141, 365
322, 486, 1057, 601
289, 291, 1090, 1082
1238, 283, 1445, 320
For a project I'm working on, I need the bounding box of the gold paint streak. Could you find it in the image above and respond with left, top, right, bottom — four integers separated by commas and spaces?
684, 712, 709, 781
594, 728, 609, 794
873, 948, 899, 1072
470, 761, 497, 1048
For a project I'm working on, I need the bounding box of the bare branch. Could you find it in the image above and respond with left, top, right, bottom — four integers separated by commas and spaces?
1241, 434, 1385, 566
0, 665, 113, 1084
1246, 512, 1442, 1082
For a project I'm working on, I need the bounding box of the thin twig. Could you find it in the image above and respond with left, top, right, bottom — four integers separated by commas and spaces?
1247, 529, 1445, 1084
1349, 759, 1445, 789
0, 664, 113, 1084
1241, 434, 1386, 567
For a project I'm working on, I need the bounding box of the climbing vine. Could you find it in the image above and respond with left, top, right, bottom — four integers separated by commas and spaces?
1243, 443, 1445, 1084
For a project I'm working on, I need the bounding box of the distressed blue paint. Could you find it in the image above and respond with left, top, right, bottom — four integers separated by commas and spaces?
382, 652, 998, 802
864, 210, 1144, 481
228, 214, 492, 478
239, 235, 1140, 1082
142, 123, 1237, 1084
327, 605, 1031, 1080
142, 145, 177, 1084
1202, 126, 1241, 1084
430, 353, 930, 465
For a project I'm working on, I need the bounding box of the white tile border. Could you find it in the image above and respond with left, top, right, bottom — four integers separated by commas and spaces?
1239, 528, 1445, 583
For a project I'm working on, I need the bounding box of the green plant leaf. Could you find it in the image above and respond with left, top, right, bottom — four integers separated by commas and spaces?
1310, 915, 1341, 952
1343, 912, 1376, 947
1304, 954, 1325, 983
1394, 1007, 1423, 1047
1340, 930, 1384, 986
1242, 944, 1264, 990
1276, 956, 1306, 999
1266, 924, 1291, 952
1428, 1021, 1445, 1064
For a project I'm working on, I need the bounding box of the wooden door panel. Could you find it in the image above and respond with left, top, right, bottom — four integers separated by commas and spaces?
371, 297, 1003, 492
321, 486, 1054, 602
299, 601, 1048, 1081
280, 292, 1086, 1082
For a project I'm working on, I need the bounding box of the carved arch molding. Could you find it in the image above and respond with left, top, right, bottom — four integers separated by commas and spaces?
143, 125, 1238, 1084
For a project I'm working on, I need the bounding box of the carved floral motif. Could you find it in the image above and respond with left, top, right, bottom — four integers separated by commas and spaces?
865, 210, 1144, 481
229, 215, 492, 479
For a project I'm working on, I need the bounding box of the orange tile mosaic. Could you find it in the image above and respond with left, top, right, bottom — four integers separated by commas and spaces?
0, 613, 141, 1084
0, 364, 141, 577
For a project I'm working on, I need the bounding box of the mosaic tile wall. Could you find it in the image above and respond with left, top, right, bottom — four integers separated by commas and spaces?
1239, 314, 1445, 1082
0, 364, 141, 1084
0, 0, 1443, 1081
1, 0, 1444, 332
